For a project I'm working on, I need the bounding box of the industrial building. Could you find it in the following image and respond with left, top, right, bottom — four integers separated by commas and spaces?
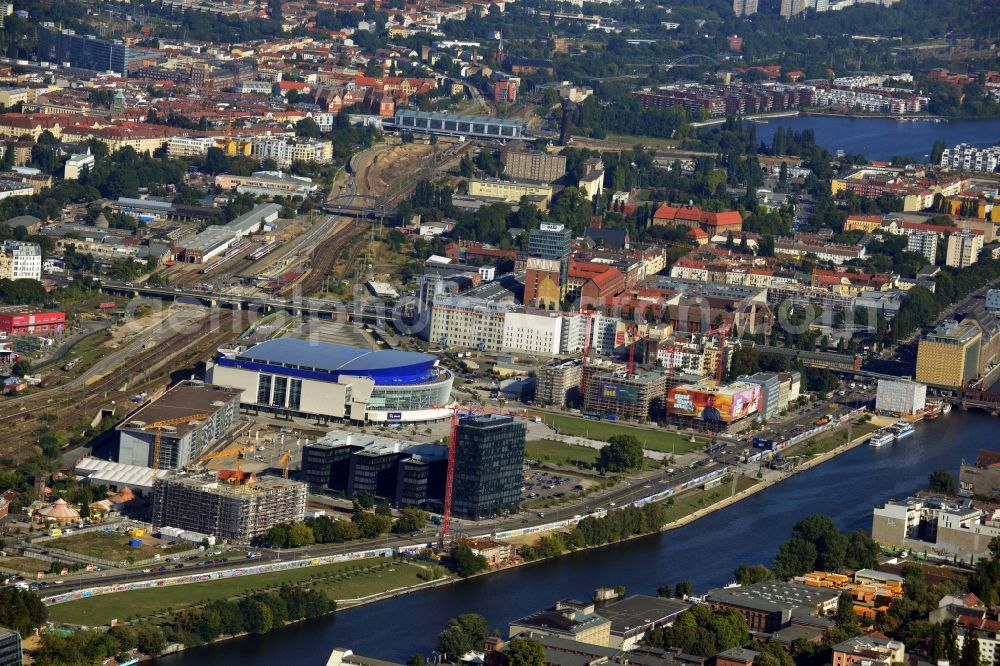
215, 171, 318, 199
452, 414, 527, 520
705, 581, 840, 634
207, 338, 454, 423
0, 310, 65, 336
302, 431, 447, 508
536, 359, 584, 407
151, 472, 307, 543
468, 179, 554, 206
117, 381, 243, 469
875, 378, 927, 416
75, 456, 172, 493
390, 110, 526, 141
176, 203, 281, 263
916, 319, 983, 388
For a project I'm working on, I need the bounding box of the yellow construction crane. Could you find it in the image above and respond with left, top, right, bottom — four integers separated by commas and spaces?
147, 414, 211, 470
277, 450, 291, 479
197, 445, 255, 463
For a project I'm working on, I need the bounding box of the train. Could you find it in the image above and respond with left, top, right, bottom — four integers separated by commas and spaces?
246, 240, 280, 261
199, 240, 252, 274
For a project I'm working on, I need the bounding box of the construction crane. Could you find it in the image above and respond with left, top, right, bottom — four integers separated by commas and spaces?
146, 414, 211, 470
435, 404, 537, 547
197, 445, 255, 462
579, 309, 595, 404
277, 450, 291, 479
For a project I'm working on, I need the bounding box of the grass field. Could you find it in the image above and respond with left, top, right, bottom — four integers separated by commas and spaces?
605, 133, 680, 150
48, 558, 436, 626
784, 422, 879, 461
540, 414, 703, 455
0, 556, 51, 575
44, 531, 191, 564
526, 440, 600, 467
660, 475, 759, 524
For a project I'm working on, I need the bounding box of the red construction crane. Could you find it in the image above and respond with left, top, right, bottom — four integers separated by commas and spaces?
579, 309, 595, 402
436, 404, 536, 547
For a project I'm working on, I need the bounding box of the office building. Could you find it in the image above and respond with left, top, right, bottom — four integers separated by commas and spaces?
117, 381, 243, 469
872, 496, 1000, 560
151, 472, 307, 542
501, 150, 567, 183
706, 580, 840, 633
0, 627, 21, 666
208, 339, 454, 423
916, 319, 983, 387
947, 230, 983, 268
452, 414, 527, 520
37, 25, 148, 75
907, 230, 937, 265
536, 359, 584, 407
468, 180, 553, 206
0, 241, 41, 281
529, 223, 572, 295
732, 0, 758, 15
301, 431, 446, 508
510, 600, 613, 647
743, 372, 782, 420
987, 289, 1000, 313
875, 378, 927, 416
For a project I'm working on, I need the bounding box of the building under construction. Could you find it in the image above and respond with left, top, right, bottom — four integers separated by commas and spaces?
117, 381, 243, 470
151, 472, 306, 542
535, 359, 583, 407
582, 369, 667, 422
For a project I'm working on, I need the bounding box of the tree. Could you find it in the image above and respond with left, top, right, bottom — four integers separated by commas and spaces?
393, 508, 429, 534
408, 655, 427, 666
0, 588, 47, 636
960, 629, 982, 666
506, 638, 545, 666
735, 564, 773, 585
452, 542, 489, 577
929, 469, 957, 495
835, 591, 861, 636
596, 435, 644, 473
675, 581, 692, 599
12, 359, 30, 377
438, 625, 472, 661
773, 537, 818, 579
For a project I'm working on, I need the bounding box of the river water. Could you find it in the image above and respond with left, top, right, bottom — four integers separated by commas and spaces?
750, 116, 1000, 162
161, 411, 999, 665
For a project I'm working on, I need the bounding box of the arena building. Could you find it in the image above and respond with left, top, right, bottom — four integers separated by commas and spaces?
207, 339, 454, 423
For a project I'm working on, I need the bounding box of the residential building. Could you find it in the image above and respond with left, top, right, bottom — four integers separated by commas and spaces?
117, 381, 243, 469
831, 634, 905, 666
501, 150, 567, 183
583, 369, 667, 422
429, 295, 513, 351
167, 136, 218, 158
959, 449, 1000, 498
0, 627, 21, 666
63, 152, 94, 180
251, 137, 334, 168
940, 143, 1000, 173
916, 319, 982, 387
946, 230, 983, 268
536, 359, 583, 407
452, 414, 526, 520
733, 0, 759, 15
37, 25, 150, 75
907, 230, 937, 264
875, 378, 927, 416
0, 241, 41, 280
151, 472, 307, 542
872, 496, 1000, 559
653, 204, 743, 236
468, 179, 553, 206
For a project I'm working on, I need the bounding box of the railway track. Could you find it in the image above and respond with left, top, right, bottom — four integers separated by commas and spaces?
0, 311, 236, 461
280, 218, 366, 297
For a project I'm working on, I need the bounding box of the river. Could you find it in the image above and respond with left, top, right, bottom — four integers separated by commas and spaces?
749, 116, 1000, 162
161, 411, 999, 666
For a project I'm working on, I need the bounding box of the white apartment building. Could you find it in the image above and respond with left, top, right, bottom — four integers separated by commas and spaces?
238, 80, 275, 95
251, 137, 334, 168
875, 378, 927, 416
940, 143, 1000, 173
167, 136, 217, 159
429, 296, 512, 351
1, 241, 42, 280
63, 152, 95, 180
946, 230, 983, 269
502, 312, 563, 356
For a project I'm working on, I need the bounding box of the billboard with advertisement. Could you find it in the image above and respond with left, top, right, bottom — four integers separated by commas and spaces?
667, 383, 762, 424
601, 384, 638, 402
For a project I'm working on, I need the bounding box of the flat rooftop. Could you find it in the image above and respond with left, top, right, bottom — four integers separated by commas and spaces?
118, 381, 241, 436
599, 595, 691, 634
927, 319, 981, 344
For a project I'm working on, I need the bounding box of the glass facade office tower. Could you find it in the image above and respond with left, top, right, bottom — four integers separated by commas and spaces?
452, 414, 527, 520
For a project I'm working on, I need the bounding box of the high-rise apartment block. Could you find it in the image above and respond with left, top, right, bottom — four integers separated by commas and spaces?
732, 0, 758, 16
501, 150, 567, 183
946, 231, 983, 268
452, 415, 527, 520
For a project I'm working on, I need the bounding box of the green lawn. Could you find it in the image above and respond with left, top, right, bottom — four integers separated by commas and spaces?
605, 133, 680, 150
540, 414, 703, 455
0, 556, 51, 575
43, 531, 191, 564
48, 559, 436, 626
660, 475, 759, 523
526, 440, 600, 467
784, 422, 879, 461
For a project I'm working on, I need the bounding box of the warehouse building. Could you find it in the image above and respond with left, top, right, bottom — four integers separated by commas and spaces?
207, 338, 454, 423
151, 472, 307, 543
176, 202, 280, 263
390, 110, 526, 141
0, 310, 65, 336
302, 431, 447, 508
875, 378, 927, 416
117, 381, 243, 470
